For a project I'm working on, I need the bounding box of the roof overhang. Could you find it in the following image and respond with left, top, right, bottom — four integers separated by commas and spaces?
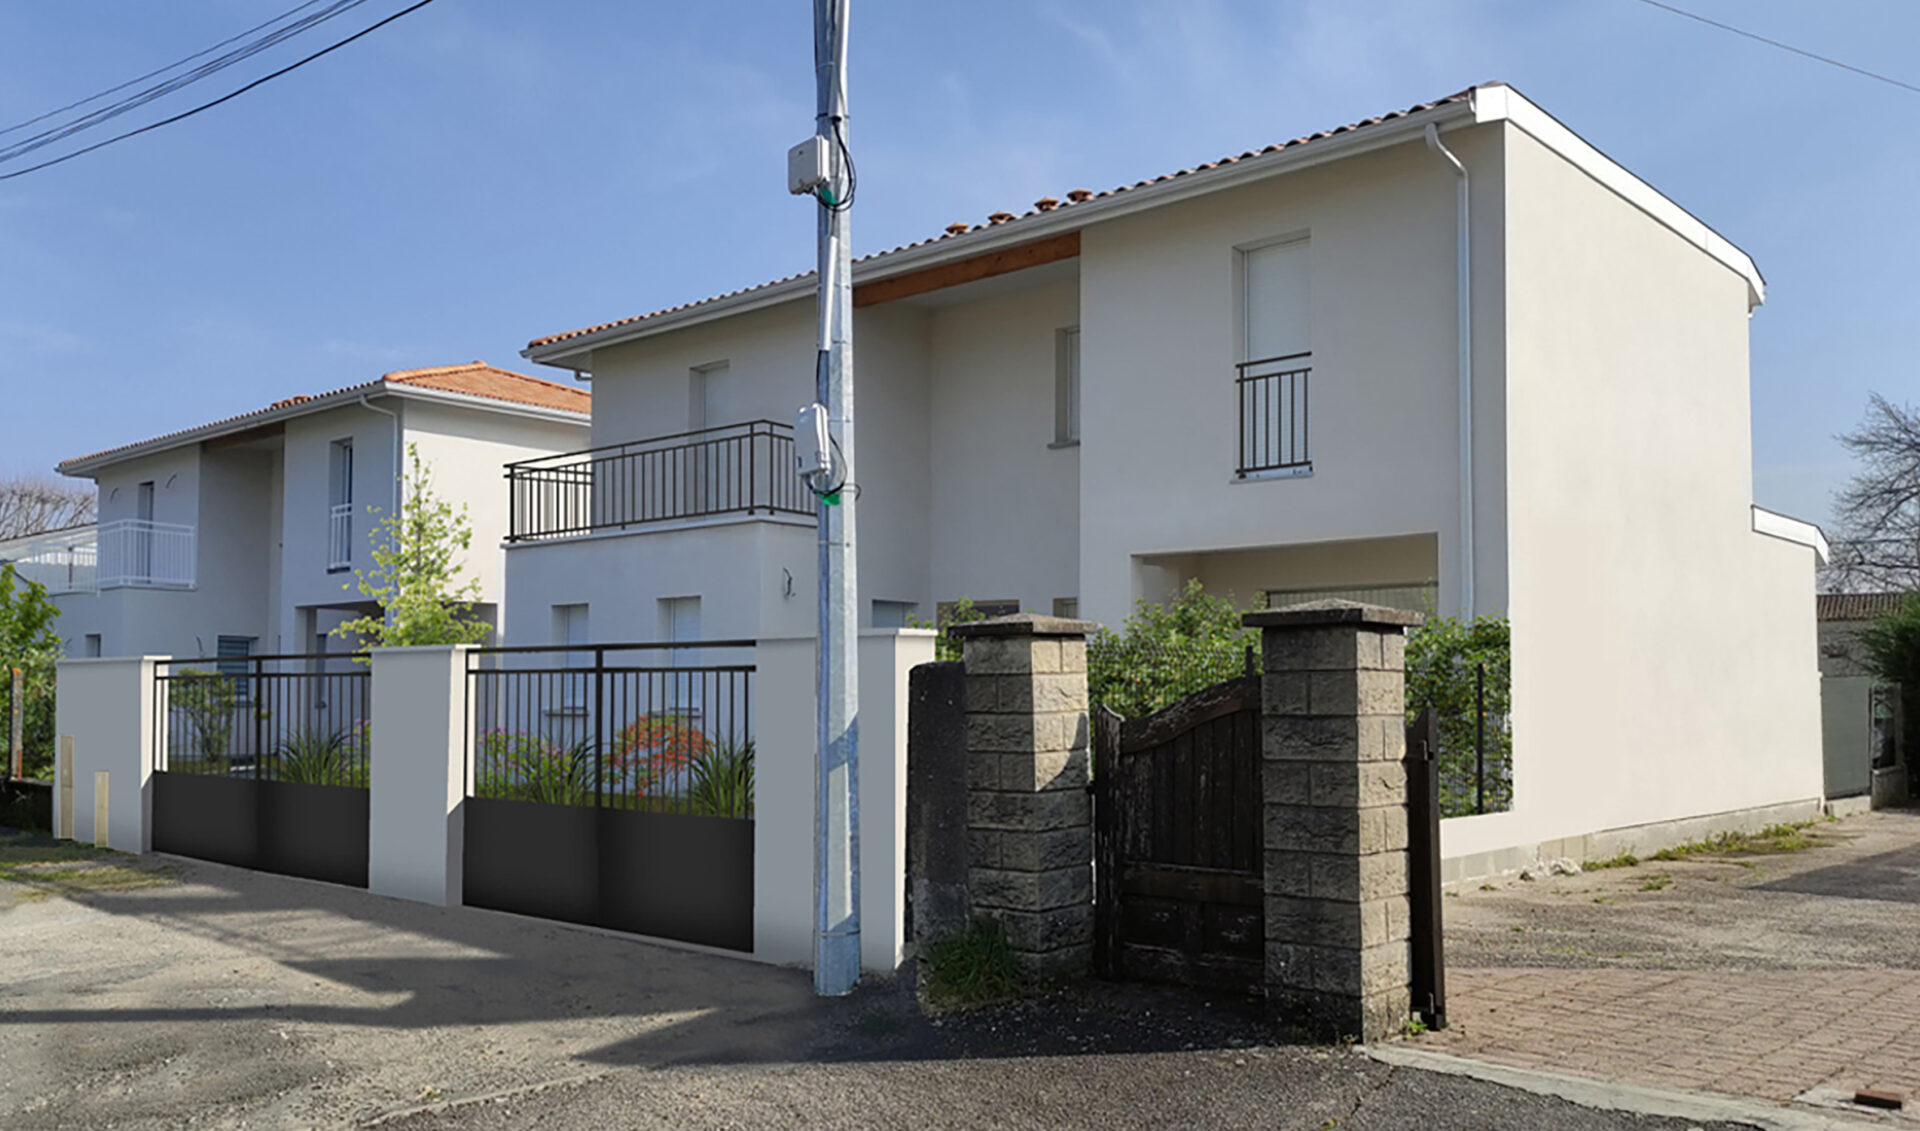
524, 83, 1768, 371
57, 381, 589, 479
1752, 505, 1830, 565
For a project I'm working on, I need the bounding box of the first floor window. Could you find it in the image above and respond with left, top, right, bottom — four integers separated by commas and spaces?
216, 636, 255, 704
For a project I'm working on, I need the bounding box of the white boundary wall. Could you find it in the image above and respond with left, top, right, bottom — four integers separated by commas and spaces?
53, 656, 161, 852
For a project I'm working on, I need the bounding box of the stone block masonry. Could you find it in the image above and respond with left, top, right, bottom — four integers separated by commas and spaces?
1246, 600, 1422, 1041
953, 613, 1099, 979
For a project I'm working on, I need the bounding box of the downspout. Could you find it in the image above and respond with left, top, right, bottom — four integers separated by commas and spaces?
357, 393, 403, 523
1424, 122, 1474, 618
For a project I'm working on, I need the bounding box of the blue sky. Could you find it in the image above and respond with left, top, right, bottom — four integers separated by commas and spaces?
1, 0, 1915, 528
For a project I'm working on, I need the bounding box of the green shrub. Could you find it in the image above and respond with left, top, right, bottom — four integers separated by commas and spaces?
1862, 596, 1920, 766
0, 564, 60, 779
169, 668, 238, 764
1088, 579, 1257, 719
272, 725, 365, 787
921, 918, 1025, 1005
476, 731, 595, 805
687, 739, 754, 818
1405, 615, 1511, 816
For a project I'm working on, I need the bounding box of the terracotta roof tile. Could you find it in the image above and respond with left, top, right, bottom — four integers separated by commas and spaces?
59, 362, 586, 472
526, 87, 1476, 352
1817, 592, 1914, 622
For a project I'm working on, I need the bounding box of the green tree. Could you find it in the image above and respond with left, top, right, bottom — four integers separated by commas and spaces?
333, 444, 490, 651
0, 562, 63, 779
1088, 579, 1259, 719
1860, 595, 1920, 767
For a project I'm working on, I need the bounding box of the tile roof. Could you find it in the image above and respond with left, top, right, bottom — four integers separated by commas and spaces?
526, 87, 1477, 352
385, 361, 591, 414
59, 362, 587, 472
1817, 592, 1913, 622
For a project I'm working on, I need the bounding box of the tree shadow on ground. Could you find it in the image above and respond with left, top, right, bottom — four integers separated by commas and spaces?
0, 830, 1286, 1070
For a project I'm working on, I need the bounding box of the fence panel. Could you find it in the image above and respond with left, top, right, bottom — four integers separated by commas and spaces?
462, 642, 756, 951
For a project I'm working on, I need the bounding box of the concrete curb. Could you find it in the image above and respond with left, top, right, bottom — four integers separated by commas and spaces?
1365, 1044, 1904, 1131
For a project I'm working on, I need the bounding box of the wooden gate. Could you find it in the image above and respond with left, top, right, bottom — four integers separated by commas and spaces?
1093, 676, 1264, 992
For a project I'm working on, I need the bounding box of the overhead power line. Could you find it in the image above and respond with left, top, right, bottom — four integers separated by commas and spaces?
1631, 0, 1920, 97
0, 0, 441, 182
1, 0, 375, 164
0, 0, 332, 139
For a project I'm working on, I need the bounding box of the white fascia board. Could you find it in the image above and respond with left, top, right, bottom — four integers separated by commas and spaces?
1472, 84, 1766, 310
523, 99, 1481, 369
59, 382, 587, 478
383, 383, 591, 428
1752, 504, 1830, 564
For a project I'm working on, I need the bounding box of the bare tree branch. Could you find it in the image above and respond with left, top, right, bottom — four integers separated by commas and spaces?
0, 476, 95, 541
1828, 394, 1920, 592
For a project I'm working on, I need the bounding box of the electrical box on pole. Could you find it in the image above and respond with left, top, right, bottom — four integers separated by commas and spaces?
793, 0, 861, 996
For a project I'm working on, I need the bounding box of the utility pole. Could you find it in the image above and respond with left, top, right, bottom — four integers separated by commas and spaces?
805, 0, 861, 996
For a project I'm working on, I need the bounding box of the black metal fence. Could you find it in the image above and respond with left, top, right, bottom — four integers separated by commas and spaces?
153, 654, 370, 788
1435, 660, 1512, 818
1236, 352, 1312, 477
464, 642, 755, 818
505, 421, 812, 542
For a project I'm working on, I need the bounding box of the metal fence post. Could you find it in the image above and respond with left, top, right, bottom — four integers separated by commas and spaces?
1407, 706, 1447, 1030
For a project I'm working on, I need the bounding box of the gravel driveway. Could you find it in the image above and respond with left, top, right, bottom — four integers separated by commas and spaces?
0, 830, 1755, 1129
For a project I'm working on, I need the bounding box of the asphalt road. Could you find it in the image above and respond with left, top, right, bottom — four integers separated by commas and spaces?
0, 832, 1753, 1130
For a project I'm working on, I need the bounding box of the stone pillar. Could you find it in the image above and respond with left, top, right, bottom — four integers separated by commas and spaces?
1245, 600, 1422, 1041
952, 613, 1097, 979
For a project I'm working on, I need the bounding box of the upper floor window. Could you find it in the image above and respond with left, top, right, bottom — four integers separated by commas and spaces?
328, 440, 353, 570
1237, 237, 1311, 479
1054, 328, 1081, 447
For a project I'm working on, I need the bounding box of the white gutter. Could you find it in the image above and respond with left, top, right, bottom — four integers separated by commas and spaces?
57, 381, 587, 478
1425, 122, 1475, 618
1752, 505, 1830, 565
357, 394, 403, 524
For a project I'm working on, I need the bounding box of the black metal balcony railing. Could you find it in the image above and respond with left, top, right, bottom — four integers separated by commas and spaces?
506, 421, 812, 542
1236, 352, 1311, 477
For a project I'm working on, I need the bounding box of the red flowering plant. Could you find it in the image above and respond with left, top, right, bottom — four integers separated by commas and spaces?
609, 713, 708, 805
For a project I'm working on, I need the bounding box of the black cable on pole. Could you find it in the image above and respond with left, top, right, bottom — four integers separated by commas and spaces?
0, 0, 442, 182
0, 0, 333, 138
1631, 0, 1920, 97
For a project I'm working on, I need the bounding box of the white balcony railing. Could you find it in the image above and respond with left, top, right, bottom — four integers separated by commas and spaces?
1, 526, 97, 594
97, 519, 195, 589
328, 503, 353, 570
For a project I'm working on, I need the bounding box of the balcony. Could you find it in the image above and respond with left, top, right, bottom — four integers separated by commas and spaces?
1, 520, 195, 593
328, 503, 353, 570
1236, 352, 1312, 479
506, 421, 812, 543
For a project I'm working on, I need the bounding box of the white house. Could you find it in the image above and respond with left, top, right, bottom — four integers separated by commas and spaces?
34, 362, 589, 662
502, 82, 1827, 878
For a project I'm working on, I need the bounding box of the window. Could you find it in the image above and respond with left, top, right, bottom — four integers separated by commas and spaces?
83, 635, 101, 658
554, 604, 590, 711
1053, 328, 1081, 446
660, 596, 702, 711
1052, 598, 1079, 619
216, 636, 255, 705
328, 440, 354, 570
1238, 237, 1311, 478
689, 361, 730, 433
872, 600, 916, 629
133, 481, 155, 581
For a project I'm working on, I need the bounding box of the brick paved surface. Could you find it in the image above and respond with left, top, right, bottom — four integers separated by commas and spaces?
1423, 966, 1920, 1102
1415, 812, 1920, 1108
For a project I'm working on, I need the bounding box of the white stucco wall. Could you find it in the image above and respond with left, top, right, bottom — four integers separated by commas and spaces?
502, 518, 818, 647
1075, 124, 1508, 630
279, 402, 402, 634
402, 398, 590, 624
927, 275, 1080, 616
1443, 123, 1822, 863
